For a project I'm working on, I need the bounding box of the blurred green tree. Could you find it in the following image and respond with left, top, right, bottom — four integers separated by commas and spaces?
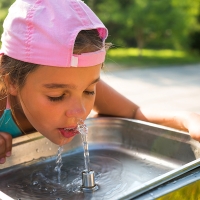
125, 0, 197, 55
189, 0, 200, 53
85, 0, 199, 56
0, 0, 15, 40
0, 0, 14, 8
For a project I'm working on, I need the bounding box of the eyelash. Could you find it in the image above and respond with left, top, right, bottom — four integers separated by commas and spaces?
47, 94, 65, 102
84, 91, 95, 96
47, 91, 95, 102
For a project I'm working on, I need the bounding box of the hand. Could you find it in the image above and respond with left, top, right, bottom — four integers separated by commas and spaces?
0, 132, 12, 164
186, 113, 200, 142
189, 126, 200, 142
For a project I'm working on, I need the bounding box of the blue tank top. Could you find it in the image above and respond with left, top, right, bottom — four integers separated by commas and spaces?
0, 100, 22, 138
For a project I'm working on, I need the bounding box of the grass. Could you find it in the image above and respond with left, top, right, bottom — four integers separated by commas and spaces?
0, 9, 8, 20
105, 48, 200, 68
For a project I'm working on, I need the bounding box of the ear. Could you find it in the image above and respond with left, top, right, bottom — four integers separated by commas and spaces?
4, 74, 18, 96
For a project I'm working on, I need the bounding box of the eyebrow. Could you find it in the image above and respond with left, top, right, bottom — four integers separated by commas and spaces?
43, 77, 100, 89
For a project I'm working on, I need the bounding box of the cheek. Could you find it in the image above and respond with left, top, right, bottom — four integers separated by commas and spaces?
19, 89, 57, 126
84, 96, 96, 114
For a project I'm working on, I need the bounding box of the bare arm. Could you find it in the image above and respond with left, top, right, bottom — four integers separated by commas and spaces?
94, 79, 139, 118
135, 108, 200, 141
94, 79, 200, 141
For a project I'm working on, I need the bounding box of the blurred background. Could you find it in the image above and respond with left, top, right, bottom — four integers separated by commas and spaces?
85, 0, 200, 66
1, 0, 200, 113
1, 0, 200, 66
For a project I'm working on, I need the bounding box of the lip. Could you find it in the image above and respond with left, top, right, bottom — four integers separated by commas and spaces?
59, 127, 79, 138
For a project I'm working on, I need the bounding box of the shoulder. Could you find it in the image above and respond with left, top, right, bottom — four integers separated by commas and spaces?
0, 88, 6, 117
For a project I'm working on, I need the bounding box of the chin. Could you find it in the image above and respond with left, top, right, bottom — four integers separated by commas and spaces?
59, 137, 75, 146
48, 135, 75, 146
40, 129, 76, 146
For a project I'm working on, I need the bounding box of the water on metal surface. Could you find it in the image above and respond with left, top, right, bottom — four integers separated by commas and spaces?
0, 117, 199, 199
0, 149, 170, 200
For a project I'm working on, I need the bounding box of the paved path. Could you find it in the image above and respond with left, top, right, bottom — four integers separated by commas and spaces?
100, 64, 200, 114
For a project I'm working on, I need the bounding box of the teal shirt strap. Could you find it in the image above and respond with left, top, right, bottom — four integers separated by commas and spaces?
0, 109, 22, 138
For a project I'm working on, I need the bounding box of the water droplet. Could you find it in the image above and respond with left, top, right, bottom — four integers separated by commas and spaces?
52, 188, 57, 192
32, 181, 38, 186
66, 183, 70, 187
36, 149, 39, 153
173, 181, 177, 184
49, 147, 52, 150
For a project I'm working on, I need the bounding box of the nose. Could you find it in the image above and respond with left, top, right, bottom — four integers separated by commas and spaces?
65, 98, 86, 118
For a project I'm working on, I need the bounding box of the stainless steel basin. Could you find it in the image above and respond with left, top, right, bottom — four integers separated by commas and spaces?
135, 165, 200, 199
0, 117, 200, 200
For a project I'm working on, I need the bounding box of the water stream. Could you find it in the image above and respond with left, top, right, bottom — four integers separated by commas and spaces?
54, 146, 64, 184
77, 120, 90, 172
53, 119, 91, 184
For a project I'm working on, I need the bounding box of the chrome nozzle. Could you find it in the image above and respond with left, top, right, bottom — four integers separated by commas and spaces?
81, 170, 98, 192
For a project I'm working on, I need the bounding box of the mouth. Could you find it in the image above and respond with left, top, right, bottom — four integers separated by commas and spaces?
59, 127, 79, 138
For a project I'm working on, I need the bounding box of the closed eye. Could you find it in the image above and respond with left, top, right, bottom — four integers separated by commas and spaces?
84, 91, 95, 96
47, 94, 65, 102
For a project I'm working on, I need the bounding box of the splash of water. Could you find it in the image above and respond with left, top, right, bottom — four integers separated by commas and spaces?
54, 146, 63, 184
54, 119, 90, 185
77, 119, 90, 172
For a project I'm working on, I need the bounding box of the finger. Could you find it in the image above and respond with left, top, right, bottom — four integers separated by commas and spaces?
0, 157, 6, 164
0, 134, 6, 157
0, 132, 12, 156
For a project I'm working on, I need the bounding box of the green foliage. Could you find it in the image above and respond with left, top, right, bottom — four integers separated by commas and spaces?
85, 0, 200, 53
0, 0, 15, 40
0, 0, 14, 8
106, 48, 200, 67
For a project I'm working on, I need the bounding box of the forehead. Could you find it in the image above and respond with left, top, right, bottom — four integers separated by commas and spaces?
24, 64, 102, 89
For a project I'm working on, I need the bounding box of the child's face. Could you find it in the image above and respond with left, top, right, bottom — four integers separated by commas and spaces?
17, 64, 102, 145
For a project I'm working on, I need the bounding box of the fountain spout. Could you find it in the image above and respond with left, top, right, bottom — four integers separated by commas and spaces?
81, 170, 98, 192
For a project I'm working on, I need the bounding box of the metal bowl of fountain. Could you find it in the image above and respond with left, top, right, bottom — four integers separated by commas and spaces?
0, 117, 200, 200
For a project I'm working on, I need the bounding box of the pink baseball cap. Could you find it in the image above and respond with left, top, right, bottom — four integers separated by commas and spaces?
0, 0, 108, 67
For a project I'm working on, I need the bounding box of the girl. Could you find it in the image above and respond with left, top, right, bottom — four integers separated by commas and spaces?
0, 0, 200, 165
